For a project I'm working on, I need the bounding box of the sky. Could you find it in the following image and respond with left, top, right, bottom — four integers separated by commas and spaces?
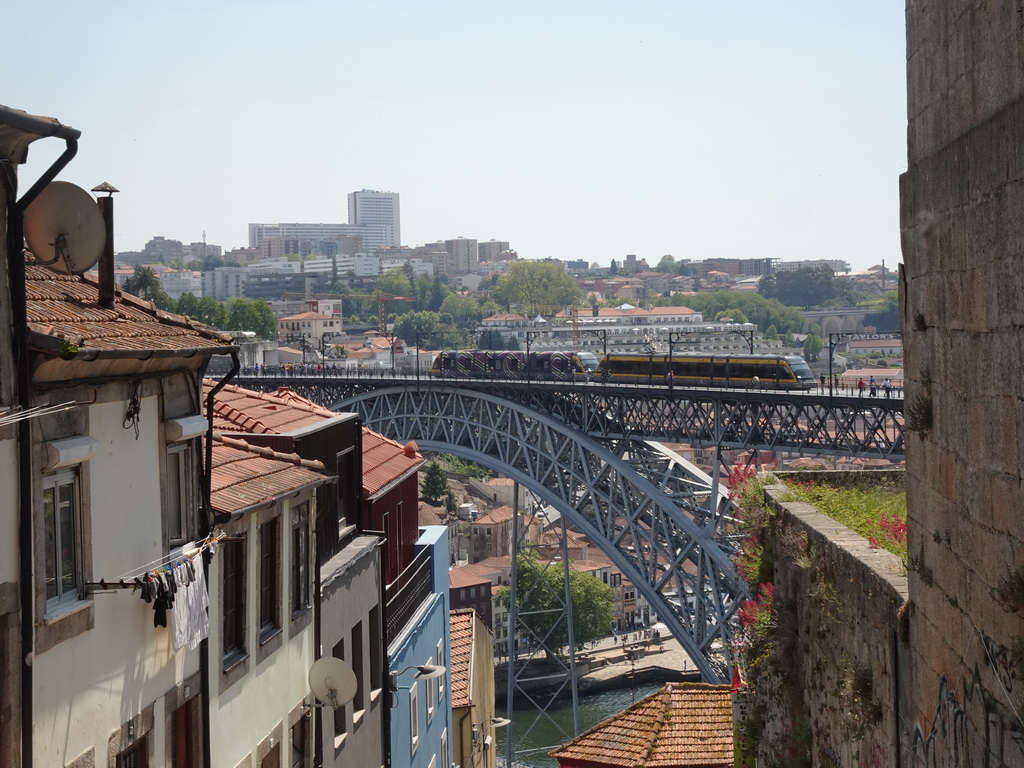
7, 2, 907, 272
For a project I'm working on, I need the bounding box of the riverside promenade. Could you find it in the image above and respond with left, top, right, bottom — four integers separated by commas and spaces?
497, 624, 704, 702
575, 626, 703, 694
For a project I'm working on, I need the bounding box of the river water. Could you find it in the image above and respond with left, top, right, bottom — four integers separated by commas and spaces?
499, 683, 662, 768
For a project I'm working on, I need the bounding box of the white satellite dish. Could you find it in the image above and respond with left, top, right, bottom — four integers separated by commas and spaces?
23, 181, 106, 275
308, 656, 357, 709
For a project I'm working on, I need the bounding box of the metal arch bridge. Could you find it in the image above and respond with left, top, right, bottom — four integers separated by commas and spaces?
234, 373, 906, 460
232, 374, 905, 681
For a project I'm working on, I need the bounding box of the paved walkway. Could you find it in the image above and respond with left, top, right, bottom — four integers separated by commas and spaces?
576, 625, 700, 686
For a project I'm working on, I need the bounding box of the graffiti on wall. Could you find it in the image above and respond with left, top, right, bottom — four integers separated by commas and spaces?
910, 633, 1024, 767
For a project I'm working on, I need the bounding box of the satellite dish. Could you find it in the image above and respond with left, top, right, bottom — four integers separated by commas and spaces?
308, 656, 357, 709
23, 181, 106, 274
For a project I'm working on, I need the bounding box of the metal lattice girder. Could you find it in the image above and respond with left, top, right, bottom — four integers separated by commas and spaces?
336, 385, 746, 682
233, 375, 905, 459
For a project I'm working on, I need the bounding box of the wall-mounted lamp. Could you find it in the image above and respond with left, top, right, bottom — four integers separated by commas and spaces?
389, 663, 446, 692
472, 717, 511, 750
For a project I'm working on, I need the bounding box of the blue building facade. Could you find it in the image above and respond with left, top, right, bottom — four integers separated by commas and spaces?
388, 526, 452, 768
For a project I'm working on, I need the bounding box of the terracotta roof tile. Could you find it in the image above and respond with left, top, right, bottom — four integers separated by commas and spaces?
25, 264, 232, 354
549, 683, 733, 768
362, 429, 423, 497
449, 609, 476, 708
204, 381, 336, 434
449, 569, 494, 590
205, 381, 421, 498
472, 506, 514, 525
210, 435, 329, 516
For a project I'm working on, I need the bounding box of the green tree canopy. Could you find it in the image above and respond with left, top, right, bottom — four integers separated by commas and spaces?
225, 298, 276, 338
863, 290, 899, 331
123, 266, 169, 306
493, 261, 582, 317
803, 332, 824, 361
440, 294, 486, 328
655, 255, 677, 273
375, 267, 413, 299
496, 551, 615, 654
758, 267, 853, 308
175, 293, 228, 329
420, 462, 449, 506
669, 291, 808, 336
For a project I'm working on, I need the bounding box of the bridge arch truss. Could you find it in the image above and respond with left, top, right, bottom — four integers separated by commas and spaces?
335, 385, 746, 681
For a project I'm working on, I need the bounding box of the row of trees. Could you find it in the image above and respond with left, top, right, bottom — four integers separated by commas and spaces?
120, 266, 277, 337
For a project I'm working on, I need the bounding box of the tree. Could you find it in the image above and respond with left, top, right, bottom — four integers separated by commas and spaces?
225, 298, 276, 338
496, 550, 615, 654
758, 267, 849, 308
864, 290, 899, 331
655, 255, 677, 273
175, 293, 228, 329
421, 462, 449, 505
803, 333, 824, 361
123, 266, 169, 306
676, 291, 808, 337
609, 259, 619, 276
439, 294, 485, 328
492, 261, 582, 317
375, 267, 413, 299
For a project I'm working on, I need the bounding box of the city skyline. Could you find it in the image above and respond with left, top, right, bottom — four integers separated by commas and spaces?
7, 2, 905, 272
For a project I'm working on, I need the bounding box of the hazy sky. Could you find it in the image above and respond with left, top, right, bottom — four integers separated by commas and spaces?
7, 2, 906, 271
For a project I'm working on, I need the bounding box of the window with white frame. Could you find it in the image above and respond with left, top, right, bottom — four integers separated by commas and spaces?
436, 639, 445, 699
165, 442, 198, 548
426, 657, 436, 722
43, 469, 82, 608
410, 682, 420, 756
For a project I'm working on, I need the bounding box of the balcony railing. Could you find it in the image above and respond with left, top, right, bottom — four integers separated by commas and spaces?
385, 545, 434, 641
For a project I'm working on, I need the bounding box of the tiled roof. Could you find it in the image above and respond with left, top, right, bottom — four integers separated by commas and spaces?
206, 382, 421, 497
362, 430, 423, 497
278, 311, 334, 321
549, 683, 733, 767
25, 263, 233, 356
419, 502, 448, 526
204, 381, 336, 434
449, 568, 494, 590
449, 609, 476, 708
472, 506, 514, 525
210, 435, 329, 519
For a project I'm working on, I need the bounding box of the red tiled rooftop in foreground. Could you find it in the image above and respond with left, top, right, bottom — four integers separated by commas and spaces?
26, 263, 233, 354
204, 381, 337, 434
549, 682, 733, 768
210, 435, 330, 519
205, 382, 422, 497
362, 429, 422, 497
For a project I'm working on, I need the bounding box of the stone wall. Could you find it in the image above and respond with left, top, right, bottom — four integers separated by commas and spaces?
741, 484, 908, 767
902, 2, 1024, 765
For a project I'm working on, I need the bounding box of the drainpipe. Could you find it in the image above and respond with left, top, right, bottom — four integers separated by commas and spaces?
7, 117, 81, 768
201, 351, 239, 768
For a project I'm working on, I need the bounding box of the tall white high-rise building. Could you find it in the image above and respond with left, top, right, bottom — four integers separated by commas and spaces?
348, 189, 400, 249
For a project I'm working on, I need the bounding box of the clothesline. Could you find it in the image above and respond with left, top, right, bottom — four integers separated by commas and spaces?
115, 529, 227, 582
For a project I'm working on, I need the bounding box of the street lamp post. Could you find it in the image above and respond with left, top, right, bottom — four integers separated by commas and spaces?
525, 331, 544, 384
473, 329, 498, 377
414, 332, 435, 385
320, 332, 344, 376
282, 333, 310, 367
728, 323, 756, 354
579, 328, 608, 357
